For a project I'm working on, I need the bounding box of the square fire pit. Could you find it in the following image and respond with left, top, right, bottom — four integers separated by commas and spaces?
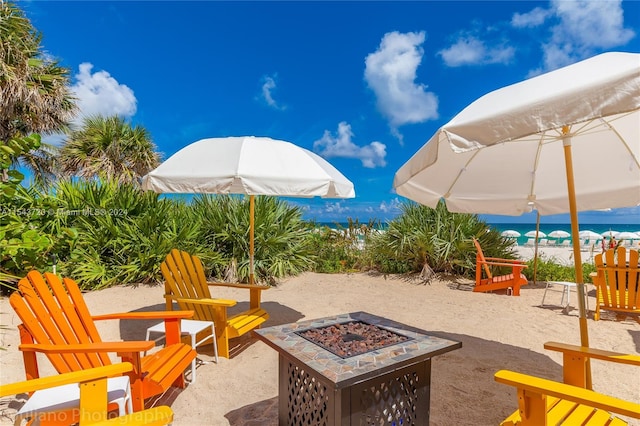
254, 311, 461, 426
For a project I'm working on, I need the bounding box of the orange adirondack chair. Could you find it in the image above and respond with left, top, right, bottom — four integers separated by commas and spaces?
590, 246, 640, 321
161, 249, 269, 359
473, 238, 528, 295
9, 271, 197, 413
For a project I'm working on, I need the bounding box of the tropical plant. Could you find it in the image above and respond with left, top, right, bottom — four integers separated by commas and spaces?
1, 134, 55, 290
308, 218, 382, 273
58, 115, 161, 184
0, 1, 75, 185
191, 195, 315, 284
365, 201, 514, 278
47, 179, 215, 289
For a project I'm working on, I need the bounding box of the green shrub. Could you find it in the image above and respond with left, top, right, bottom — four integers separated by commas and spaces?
1, 134, 57, 290
364, 201, 514, 278
191, 195, 315, 285
524, 255, 596, 283
47, 179, 214, 289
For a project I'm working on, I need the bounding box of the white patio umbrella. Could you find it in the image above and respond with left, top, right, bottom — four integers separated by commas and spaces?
142, 136, 355, 284
394, 51, 640, 388
548, 230, 571, 239
500, 230, 521, 238
616, 231, 640, 240
606, 230, 620, 238
578, 230, 602, 240
524, 230, 546, 238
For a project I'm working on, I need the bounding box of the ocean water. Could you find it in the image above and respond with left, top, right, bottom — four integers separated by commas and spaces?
488, 223, 640, 246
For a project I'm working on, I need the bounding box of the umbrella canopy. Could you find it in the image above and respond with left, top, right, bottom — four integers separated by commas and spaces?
142, 136, 355, 283
142, 136, 355, 198
525, 230, 546, 238
549, 230, 571, 239
394, 52, 639, 216
500, 230, 521, 238
394, 51, 640, 388
578, 230, 602, 240
616, 231, 640, 240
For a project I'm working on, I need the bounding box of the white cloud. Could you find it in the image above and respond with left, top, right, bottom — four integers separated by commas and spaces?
364, 31, 438, 135
323, 201, 350, 214
378, 198, 403, 213
511, 7, 550, 28
313, 122, 386, 168
71, 62, 137, 126
260, 74, 286, 110
438, 36, 514, 67
536, 0, 635, 71
44, 63, 137, 145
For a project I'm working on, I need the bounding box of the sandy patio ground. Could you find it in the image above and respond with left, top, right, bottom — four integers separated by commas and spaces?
1, 266, 639, 425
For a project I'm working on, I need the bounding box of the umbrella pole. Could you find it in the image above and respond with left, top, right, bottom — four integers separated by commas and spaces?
249, 195, 255, 285
533, 210, 540, 286
563, 127, 592, 389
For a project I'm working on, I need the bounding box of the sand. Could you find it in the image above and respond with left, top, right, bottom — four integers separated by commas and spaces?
1, 269, 639, 425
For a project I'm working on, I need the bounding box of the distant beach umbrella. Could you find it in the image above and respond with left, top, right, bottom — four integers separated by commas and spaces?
549, 230, 570, 239
501, 230, 521, 238
606, 230, 620, 238
578, 230, 602, 240
616, 231, 640, 240
525, 230, 546, 238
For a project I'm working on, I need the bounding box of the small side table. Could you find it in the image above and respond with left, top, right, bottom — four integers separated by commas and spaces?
145, 319, 218, 384
541, 281, 589, 311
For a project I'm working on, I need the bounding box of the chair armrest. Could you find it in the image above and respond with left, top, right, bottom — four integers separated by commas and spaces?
484, 257, 526, 264
207, 282, 270, 291
495, 370, 640, 419
0, 363, 133, 397
589, 271, 602, 284
544, 342, 640, 367
19, 341, 155, 354
481, 260, 528, 269
172, 297, 237, 308
92, 310, 194, 321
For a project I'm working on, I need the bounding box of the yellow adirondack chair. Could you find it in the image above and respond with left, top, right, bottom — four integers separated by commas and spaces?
9, 270, 197, 413
590, 247, 640, 321
495, 342, 640, 425
161, 249, 270, 359
473, 238, 528, 295
0, 363, 173, 426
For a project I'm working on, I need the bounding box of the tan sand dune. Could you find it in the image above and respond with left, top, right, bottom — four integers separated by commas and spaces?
1, 272, 638, 425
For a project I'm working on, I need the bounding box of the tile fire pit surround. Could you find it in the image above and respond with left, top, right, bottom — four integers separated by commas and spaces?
254, 311, 462, 425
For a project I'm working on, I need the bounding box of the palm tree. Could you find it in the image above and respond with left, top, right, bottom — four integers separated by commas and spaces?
58, 115, 161, 184
0, 1, 76, 184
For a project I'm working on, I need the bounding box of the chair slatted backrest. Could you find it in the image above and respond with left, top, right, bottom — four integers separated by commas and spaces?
9, 271, 111, 374
161, 249, 215, 322
473, 239, 493, 280
595, 247, 640, 310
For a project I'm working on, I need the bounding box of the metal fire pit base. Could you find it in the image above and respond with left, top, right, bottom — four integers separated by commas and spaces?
255, 312, 460, 426
280, 355, 430, 426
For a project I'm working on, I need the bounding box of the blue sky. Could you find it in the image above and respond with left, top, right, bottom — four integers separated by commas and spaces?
22, 0, 640, 225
